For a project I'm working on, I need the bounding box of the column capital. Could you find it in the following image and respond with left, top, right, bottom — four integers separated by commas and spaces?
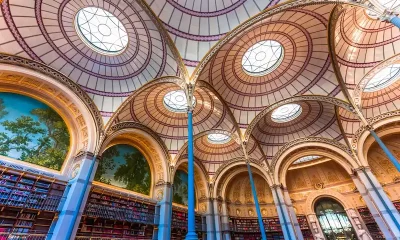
270, 184, 283, 190
352, 166, 371, 175
74, 151, 96, 162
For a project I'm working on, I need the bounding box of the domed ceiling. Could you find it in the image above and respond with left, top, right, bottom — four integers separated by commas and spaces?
0, 0, 182, 121
145, 0, 277, 74
1, 0, 399, 180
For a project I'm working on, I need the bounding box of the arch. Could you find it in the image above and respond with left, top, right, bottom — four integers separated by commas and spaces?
304, 189, 356, 214
172, 158, 210, 206
273, 137, 359, 185
99, 125, 171, 198
244, 96, 354, 142
353, 112, 400, 166
212, 159, 272, 198
0, 56, 100, 177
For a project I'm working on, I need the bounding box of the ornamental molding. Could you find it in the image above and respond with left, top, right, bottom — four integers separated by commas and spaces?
352, 110, 400, 149
353, 54, 400, 107
106, 121, 170, 164
244, 95, 354, 141
212, 157, 264, 184
0, 53, 103, 136
271, 137, 353, 169
191, 0, 373, 82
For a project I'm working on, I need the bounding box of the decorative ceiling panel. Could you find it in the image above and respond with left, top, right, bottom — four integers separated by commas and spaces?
145, 0, 273, 74
195, 4, 340, 127
0, 0, 181, 119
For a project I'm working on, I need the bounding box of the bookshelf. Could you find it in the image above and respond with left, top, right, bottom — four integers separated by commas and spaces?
76, 188, 157, 239
394, 201, 400, 212
171, 207, 206, 240
0, 168, 66, 239
357, 207, 384, 239
229, 217, 284, 240
297, 215, 313, 240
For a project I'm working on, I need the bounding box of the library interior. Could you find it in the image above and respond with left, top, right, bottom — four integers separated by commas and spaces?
0, 0, 400, 239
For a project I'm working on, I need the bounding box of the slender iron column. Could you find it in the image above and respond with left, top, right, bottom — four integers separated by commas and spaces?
369, 129, 400, 172
390, 15, 400, 28
246, 162, 267, 240
186, 106, 198, 239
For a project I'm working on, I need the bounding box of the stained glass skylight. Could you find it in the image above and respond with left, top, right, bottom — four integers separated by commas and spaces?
365, 64, 400, 92
207, 133, 230, 144
76, 7, 128, 55
271, 104, 302, 123
163, 90, 196, 113
242, 40, 284, 76
293, 156, 320, 164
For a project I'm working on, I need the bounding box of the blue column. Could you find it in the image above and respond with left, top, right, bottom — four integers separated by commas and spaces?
390, 15, 400, 28
246, 162, 267, 240
369, 130, 400, 172
156, 183, 173, 240
186, 109, 198, 240
49, 152, 98, 240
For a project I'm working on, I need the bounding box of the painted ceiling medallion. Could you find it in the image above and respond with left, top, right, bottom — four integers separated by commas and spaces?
271, 104, 302, 123
76, 7, 128, 55
242, 40, 284, 76
365, 64, 400, 92
207, 133, 230, 144
163, 90, 196, 113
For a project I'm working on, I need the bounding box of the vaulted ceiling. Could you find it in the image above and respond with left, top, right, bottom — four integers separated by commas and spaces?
1, 0, 400, 180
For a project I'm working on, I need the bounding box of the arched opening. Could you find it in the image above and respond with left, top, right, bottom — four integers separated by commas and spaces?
314, 198, 357, 240
95, 144, 152, 196
172, 169, 193, 206
0, 92, 70, 171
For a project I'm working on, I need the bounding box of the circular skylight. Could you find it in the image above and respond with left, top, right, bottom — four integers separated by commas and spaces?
365, 10, 379, 19
271, 104, 302, 123
75, 7, 128, 55
242, 40, 284, 76
378, 0, 400, 9
293, 156, 320, 165
207, 133, 230, 144
163, 90, 196, 113
365, 64, 400, 92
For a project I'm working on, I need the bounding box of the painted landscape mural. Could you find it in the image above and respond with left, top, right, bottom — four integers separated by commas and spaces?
173, 170, 190, 206
95, 144, 151, 195
0, 92, 70, 170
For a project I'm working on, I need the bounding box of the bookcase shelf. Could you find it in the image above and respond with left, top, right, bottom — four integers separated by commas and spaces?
357, 207, 385, 239
229, 216, 312, 240
171, 206, 206, 240
0, 167, 66, 239
76, 188, 157, 239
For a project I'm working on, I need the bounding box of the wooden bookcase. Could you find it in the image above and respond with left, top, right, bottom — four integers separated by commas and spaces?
76, 187, 156, 240
297, 215, 313, 240
229, 217, 284, 240
171, 206, 206, 240
0, 167, 66, 239
357, 207, 385, 239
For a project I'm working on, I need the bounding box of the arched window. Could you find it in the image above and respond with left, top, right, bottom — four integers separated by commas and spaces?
315, 198, 357, 240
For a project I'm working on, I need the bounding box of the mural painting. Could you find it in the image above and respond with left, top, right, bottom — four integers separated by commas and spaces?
0, 92, 70, 170
95, 144, 151, 195
173, 170, 191, 206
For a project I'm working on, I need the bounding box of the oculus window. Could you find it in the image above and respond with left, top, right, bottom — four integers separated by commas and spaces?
365, 64, 400, 92
76, 7, 128, 55
207, 133, 230, 144
271, 104, 302, 123
242, 40, 284, 76
163, 90, 196, 113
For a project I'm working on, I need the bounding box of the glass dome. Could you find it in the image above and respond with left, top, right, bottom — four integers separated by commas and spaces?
365, 10, 379, 19
365, 64, 400, 92
242, 40, 284, 76
271, 104, 302, 123
163, 90, 196, 113
207, 133, 230, 144
293, 155, 320, 164
75, 7, 128, 55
